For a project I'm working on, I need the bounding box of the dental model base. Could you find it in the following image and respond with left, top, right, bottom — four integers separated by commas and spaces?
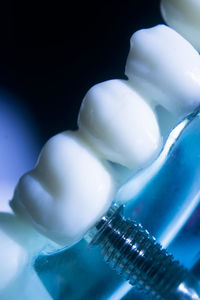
83, 110, 200, 300
86, 205, 199, 300
33, 109, 200, 300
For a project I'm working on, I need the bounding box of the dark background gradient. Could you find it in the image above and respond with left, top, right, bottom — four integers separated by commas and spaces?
0, 0, 162, 144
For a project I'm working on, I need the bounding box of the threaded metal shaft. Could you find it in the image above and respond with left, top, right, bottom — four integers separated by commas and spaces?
88, 205, 188, 299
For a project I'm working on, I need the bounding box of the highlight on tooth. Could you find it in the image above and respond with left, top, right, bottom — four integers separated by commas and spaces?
125, 25, 200, 119
11, 131, 116, 246
78, 79, 162, 171
161, 0, 200, 52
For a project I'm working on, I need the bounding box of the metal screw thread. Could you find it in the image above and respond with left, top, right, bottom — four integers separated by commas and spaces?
89, 206, 188, 299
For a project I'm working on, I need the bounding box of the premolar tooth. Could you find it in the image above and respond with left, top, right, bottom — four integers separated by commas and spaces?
161, 0, 200, 52
11, 131, 116, 246
78, 79, 162, 170
125, 25, 200, 118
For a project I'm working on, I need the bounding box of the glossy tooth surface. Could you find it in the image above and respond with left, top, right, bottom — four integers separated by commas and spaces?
125, 25, 200, 118
11, 131, 116, 246
161, 0, 200, 52
78, 79, 162, 170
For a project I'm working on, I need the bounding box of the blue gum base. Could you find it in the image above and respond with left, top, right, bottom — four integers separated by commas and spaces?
34, 113, 200, 300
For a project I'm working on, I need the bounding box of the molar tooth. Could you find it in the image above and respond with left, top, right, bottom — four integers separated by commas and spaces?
11, 131, 116, 246
125, 25, 200, 119
78, 79, 162, 170
161, 0, 200, 52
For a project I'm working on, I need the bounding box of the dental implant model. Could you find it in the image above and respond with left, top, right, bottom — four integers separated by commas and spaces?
11, 23, 200, 247
2, 0, 200, 299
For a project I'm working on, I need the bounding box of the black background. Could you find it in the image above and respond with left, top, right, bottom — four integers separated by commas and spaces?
0, 1, 162, 143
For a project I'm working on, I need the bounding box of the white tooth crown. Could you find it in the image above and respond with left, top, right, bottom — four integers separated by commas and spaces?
12, 78, 163, 248
125, 25, 200, 118
78, 79, 162, 170
12, 131, 116, 246
161, 0, 200, 52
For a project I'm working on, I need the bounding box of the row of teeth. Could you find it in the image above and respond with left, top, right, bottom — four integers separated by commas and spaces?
2, 0, 200, 290
11, 6, 200, 248
2, 1, 200, 289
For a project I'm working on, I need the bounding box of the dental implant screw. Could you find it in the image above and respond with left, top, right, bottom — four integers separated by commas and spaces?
86, 205, 191, 300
